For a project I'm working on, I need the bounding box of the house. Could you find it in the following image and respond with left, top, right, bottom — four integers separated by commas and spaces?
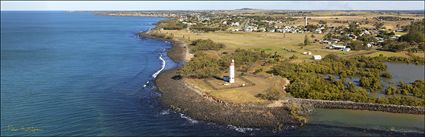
303, 51, 312, 55
244, 26, 254, 32
313, 55, 322, 60
268, 28, 275, 32
276, 29, 284, 33
328, 44, 346, 49
366, 43, 372, 48
258, 27, 266, 32
359, 30, 371, 36
321, 40, 331, 44
231, 22, 240, 26
376, 37, 385, 43
390, 35, 401, 40
395, 28, 404, 32
342, 48, 351, 52
314, 28, 323, 33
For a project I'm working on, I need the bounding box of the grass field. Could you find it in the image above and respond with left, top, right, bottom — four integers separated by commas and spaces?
155, 29, 423, 62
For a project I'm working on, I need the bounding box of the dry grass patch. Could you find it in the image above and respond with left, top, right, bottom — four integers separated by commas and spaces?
184, 75, 288, 105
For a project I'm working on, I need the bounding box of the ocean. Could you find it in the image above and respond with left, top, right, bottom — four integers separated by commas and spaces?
1, 11, 423, 136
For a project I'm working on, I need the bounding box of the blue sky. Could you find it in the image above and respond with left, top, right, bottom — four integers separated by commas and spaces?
1, 1, 424, 11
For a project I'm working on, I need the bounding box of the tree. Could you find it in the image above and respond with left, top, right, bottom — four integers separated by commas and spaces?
385, 86, 397, 95
380, 40, 410, 52
400, 21, 425, 43
178, 53, 221, 78
323, 54, 340, 61
412, 80, 425, 98
349, 40, 366, 50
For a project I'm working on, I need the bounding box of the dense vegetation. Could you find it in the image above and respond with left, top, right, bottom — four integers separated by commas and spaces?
156, 20, 187, 30
178, 53, 221, 78
269, 54, 425, 106
190, 25, 227, 32
189, 39, 225, 53
371, 54, 425, 65
178, 49, 275, 77
142, 32, 174, 40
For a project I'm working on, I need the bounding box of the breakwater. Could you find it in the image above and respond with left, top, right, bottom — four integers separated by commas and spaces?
289, 98, 425, 114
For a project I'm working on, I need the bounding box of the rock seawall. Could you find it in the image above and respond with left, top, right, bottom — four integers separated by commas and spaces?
289, 98, 425, 114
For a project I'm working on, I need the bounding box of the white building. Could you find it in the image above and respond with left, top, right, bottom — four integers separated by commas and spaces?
313, 55, 322, 60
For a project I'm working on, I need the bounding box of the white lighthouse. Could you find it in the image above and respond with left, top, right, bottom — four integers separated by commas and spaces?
304, 16, 308, 26
229, 59, 235, 83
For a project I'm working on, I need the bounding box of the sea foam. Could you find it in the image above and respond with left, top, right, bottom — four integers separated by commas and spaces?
180, 113, 199, 124
152, 53, 166, 78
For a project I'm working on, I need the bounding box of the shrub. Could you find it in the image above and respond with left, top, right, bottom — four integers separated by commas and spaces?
289, 55, 298, 60
381, 72, 392, 78
256, 87, 283, 100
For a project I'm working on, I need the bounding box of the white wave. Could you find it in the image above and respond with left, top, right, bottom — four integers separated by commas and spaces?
180, 113, 198, 124
152, 53, 166, 78
227, 125, 258, 133
160, 109, 170, 115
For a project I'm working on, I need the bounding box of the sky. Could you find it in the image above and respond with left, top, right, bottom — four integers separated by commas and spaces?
1, 1, 424, 11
